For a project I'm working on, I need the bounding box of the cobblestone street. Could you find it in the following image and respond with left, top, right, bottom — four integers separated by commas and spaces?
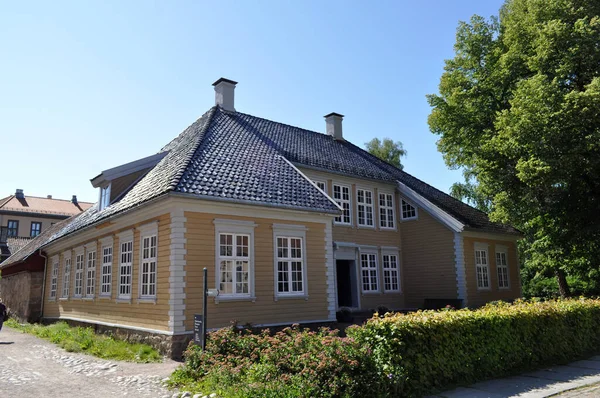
0, 326, 182, 398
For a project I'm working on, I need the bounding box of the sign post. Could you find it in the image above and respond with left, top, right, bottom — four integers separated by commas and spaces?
194, 268, 218, 350
202, 267, 208, 350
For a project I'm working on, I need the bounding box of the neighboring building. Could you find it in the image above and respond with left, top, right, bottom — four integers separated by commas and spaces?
0, 190, 92, 262
1, 78, 521, 357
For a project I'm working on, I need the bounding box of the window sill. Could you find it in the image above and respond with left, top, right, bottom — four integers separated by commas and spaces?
58, 297, 69, 301
215, 296, 256, 304
83, 297, 94, 301
476, 287, 491, 291
357, 225, 376, 230
116, 298, 132, 304
400, 217, 418, 222
361, 291, 382, 296
274, 294, 308, 301
333, 223, 353, 227
379, 227, 397, 232
383, 290, 402, 295
137, 297, 157, 304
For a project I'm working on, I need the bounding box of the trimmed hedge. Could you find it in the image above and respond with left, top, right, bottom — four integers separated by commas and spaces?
170, 299, 600, 397
347, 299, 600, 396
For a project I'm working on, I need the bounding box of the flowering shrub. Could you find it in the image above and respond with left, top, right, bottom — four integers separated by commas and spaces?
171, 324, 380, 398
348, 298, 600, 396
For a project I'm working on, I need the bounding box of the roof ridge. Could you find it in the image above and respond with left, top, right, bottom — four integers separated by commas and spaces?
16, 195, 94, 204
168, 106, 218, 191
234, 110, 328, 138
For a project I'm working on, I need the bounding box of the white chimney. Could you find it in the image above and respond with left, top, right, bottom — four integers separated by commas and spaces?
212, 78, 237, 112
324, 112, 344, 140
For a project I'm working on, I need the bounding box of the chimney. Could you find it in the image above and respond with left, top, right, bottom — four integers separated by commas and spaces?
324, 112, 344, 140
72, 195, 78, 205
212, 77, 237, 112
47, 195, 52, 199
15, 189, 24, 199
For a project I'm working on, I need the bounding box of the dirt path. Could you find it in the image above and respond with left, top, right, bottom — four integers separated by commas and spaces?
0, 325, 182, 398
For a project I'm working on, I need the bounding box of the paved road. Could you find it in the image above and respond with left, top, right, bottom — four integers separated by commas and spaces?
0, 326, 181, 398
555, 382, 600, 397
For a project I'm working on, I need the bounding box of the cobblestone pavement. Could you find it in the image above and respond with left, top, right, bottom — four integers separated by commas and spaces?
0, 326, 183, 398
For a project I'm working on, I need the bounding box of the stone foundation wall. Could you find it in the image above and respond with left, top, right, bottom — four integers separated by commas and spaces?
42, 318, 192, 359
0, 271, 44, 322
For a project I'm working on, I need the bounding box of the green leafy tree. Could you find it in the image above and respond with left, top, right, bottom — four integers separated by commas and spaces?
428, 0, 600, 297
365, 138, 406, 170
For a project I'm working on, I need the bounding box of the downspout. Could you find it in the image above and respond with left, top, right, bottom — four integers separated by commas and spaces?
39, 249, 48, 321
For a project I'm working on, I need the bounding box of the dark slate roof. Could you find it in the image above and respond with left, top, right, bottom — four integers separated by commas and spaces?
10, 104, 518, 256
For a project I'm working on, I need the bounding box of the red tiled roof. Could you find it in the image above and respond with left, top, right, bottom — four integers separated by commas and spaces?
0, 195, 93, 217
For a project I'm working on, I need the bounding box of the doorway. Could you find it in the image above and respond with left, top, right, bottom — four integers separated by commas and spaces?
336, 260, 358, 308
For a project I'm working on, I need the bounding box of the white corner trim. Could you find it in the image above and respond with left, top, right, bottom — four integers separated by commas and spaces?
454, 232, 468, 307
279, 155, 343, 212
169, 209, 187, 334
397, 181, 464, 232
325, 221, 336, 320
117, 229, 134, 241
136, 220, 158, 235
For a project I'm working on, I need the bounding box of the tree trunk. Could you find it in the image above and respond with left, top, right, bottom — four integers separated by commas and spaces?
555, 269, 571, 298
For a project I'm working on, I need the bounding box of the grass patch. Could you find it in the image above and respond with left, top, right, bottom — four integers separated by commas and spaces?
6, 319, 162, 363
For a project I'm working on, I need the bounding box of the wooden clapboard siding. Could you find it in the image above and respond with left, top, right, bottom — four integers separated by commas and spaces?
184, 212, 329, 330
463, 237, 520, 308
43, 213, 171, 331
400, 209, 457, 308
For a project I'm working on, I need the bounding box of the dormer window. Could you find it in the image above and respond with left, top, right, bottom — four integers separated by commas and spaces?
99, 184, 111, 210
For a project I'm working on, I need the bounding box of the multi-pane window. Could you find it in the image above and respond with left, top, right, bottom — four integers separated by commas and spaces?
276, 237, 304, 295
140, 235, 158, 298
475, 247, 490, 289
100, 245, 113, 296
357, 189, 374, 227
49, 259, 59, 299
401, 199, 417, 220
314, 180, 327, 193
7, 220, 18, 237
62, 256, 71, 298
333, 184, 351, 225
218, 233, 250, 296
119, 240, 133, 299
100, 185, 111, 210
382, 254, 400, 292
30, 222, 42, 237
74, 252, 85, 297
86, 250, 96, 297
360, 253, 378, 292
496, 250, 509, 289
379, 193, 395, 229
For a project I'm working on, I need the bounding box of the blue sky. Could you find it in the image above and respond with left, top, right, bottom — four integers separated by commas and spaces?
1, 0, 504, 203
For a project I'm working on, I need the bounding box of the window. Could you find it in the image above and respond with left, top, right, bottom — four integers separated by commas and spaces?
360, 253, 378, 292
30, 222, 42, 237
357, 189, 374, 227
314, 180, 327, 193
382, 254, 400, 292
379, 193, 395, 229
119, 239, 133, 299
49, 258, 59, 299
401, 199, 417, 220
276, 237, 304, 295
496, 249, 509, 289
140, 235, 157, 298
7, 220, 18, 237
74, 252, 84, 297
100, 243, 113, 297
218, 233, 250, 296
333, 184, 351, 225
475, 245, 490, 289
86, 249, 96, 297
62, 255, 71, 298
99, 184, 111, 210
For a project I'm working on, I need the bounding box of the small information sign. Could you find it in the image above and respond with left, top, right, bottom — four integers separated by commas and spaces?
194, 314, 204, 346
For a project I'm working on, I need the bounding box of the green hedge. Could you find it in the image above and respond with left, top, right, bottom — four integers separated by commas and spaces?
347, 299, 600, 396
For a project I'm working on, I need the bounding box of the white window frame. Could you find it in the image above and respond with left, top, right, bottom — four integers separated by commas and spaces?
118, 230, 134, 301
61, 251, 72, 299
99, 183, 111, 210
400, 198, 418, 221
475, 243, 491, 290
137, 222, 158, 301
273, 224, 308, 299
99, 236, 113, 298
49, 256, 59, 300
360, 250, 379, 293
85, 243, 97, 298
313, 180, 327, 194
382, 251, 401, 293
213, 219, 256, 302
496, 245, 510, 289
379, 192, 396, 230
332, 183, 352, 225
356, 188, 375, 228
73, 248, 85, 298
